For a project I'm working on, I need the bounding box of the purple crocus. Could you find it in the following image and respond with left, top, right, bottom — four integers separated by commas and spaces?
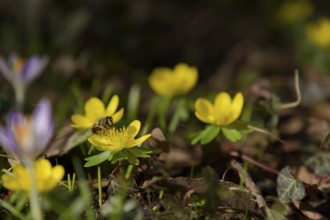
0, 98, 54, 161
0, 53, 49, 107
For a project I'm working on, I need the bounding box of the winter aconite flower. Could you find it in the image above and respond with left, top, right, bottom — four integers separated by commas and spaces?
0, 99, 54, 161
88, 120, 151, 153
149, 63, 198, 97
0, 53, 49, 107
305, 18, 330, 49
277, 0, 313, 25
195, 92, 244, 126
71, 95, 124, 130
1, 158, 64, 193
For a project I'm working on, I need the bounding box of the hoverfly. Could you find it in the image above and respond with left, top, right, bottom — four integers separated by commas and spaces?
91, 116, 114, 135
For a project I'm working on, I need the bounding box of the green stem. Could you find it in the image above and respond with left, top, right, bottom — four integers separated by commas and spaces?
158, 96, 172, 130
97, 167, 102, 208
142, 97, 158, 135
0, 199, 25, 220
26, 159, 43, 220
14, 84, 25, 110
169, 98, 187, 133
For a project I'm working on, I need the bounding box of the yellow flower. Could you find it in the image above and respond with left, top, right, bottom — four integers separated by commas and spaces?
1, 158, 64, 193
277, 0, 313, 25
305, 18, 330, 49
195, 92, 244, 126
71, 95, 124, 130
88, 120, 151, 153
149, 63, 198, 97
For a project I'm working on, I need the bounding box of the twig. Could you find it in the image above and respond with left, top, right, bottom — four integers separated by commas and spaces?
280, 70, 301, 110
229, 151, 279, 175
247, 124, 284, 144
229, 160, 274, 220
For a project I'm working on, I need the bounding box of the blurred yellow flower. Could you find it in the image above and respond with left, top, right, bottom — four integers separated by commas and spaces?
149, 63, 198, 97
277, 0, 313, 24
305, 18, 330, 49
195, 92, 244, 126
1, 158, 64, 193
71, 95, 124, 130
88, 120, 151, 153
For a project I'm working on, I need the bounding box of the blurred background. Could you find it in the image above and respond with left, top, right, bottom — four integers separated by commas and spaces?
0, 0, 330, 112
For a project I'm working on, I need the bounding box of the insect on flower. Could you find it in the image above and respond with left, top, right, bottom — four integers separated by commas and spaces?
91, 116, 114, 135
71, 96, 124, 131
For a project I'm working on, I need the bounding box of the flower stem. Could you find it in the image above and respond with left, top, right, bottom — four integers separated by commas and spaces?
229, 151, 279, 175
14, 84, 25, 110
158, 96, 172, 130
26, 159, 43, 220
98, 166, 102, 208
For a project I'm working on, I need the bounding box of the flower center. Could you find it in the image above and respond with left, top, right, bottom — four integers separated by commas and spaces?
106, 127, 128, 149
12, 117, 33, 149
13, 57, 25, 75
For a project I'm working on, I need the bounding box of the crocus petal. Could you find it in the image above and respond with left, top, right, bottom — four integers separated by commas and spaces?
194, 98, 215, 124
7, 110, 25, 130
127, 120, 141, 137
0, 57, 13, 83
21, 56, 49, 84
0, 128, 20, 157
32, 99, 54, 150
111, 108, 124, 124
127, 134, 151, 148
85, 97, 105, 121
71, 115, 93, 129
230, 93, 244, 122
105, 95, 119, 116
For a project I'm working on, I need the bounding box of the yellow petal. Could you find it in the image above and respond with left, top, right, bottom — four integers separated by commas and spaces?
306, 18, 330, 48
1, 174, 15, 190
36, 159, 52, 179
111, 108, 124, 124
230, 92, 244, 122
174, 63, 198, 95
105, 95, 119, 116
214, 92, 232, 110
88, 135, 110, 147
149, 68, 173, 97
194, 98, 215, 124
127, 134, 151, 148
127, 120, 141, 137
71, 115, 93, 129
85, 97, 105, 121
51, 166, 65, 182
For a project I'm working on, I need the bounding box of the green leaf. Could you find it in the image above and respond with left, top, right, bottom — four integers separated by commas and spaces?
72, 130, 91, 147
201, 126, 221, 144
169, 98, 189, 133
111, 150, 140, 165
128, 147, 153, 158
190, 125, 221, 145
222, 127, 242, 142
84, 151, 111, 167
321, 130, 330, 149
126, 151, 140, 165
277, 167, 305, 203
127, 84, 141, 120
110, 151, 130, 164
304, 152, 330, 176
110, 147, 153, 166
